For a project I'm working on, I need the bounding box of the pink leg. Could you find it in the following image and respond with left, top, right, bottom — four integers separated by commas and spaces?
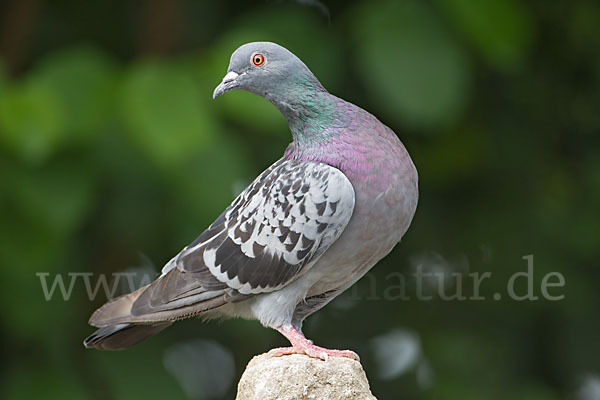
267, 325, 359, 361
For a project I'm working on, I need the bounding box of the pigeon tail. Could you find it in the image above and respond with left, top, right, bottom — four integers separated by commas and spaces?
83, 322, 172, 350
88, 285, 149, 327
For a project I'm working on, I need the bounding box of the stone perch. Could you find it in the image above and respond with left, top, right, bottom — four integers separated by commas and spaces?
236, 354, 377, 400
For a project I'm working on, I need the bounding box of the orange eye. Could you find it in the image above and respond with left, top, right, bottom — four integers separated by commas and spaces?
252, 53, 265, 66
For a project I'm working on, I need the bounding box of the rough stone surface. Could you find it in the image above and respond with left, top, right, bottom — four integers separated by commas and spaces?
236, 353, 377, 400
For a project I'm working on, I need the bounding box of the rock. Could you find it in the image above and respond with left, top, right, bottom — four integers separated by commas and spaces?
236, 353, 377, 400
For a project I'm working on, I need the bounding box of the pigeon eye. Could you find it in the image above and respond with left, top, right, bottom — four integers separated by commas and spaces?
252, 53, 265, 66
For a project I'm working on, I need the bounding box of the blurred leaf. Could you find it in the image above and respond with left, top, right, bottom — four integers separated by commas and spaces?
353, 0, 470, 129
510, 384, 562, 400
3, 365, 88, 400
0, 60, 6, 89
0, 80, 67, 164
215, 88, 288, 139
426, 331, 513, 400
32, 46, 118, 141
94, 345, 186, 400
0, 157, 96, 342
0, 160, 95, 341
436, 0, 534, 70
418, 125, 489, 187
1, 263, 65, 340
568, 1, 600, 53
0, 197, 62, 272
8, 161, 96, 240
169, 133, 252, 247
120, 62, 217, 170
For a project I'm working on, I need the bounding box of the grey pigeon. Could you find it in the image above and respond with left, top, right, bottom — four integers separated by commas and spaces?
84, 42, 418, 360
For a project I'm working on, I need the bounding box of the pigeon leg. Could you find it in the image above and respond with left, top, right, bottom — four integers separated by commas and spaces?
267, 325, 359, 361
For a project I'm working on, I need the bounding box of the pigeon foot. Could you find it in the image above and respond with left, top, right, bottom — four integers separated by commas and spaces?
268, 326, 359, 361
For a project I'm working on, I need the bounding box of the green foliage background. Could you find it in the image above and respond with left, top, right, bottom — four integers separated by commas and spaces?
0, 0, 598, 399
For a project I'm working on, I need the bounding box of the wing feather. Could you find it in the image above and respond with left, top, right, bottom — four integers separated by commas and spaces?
130, 158, 355, 316
176, 159, 355, 295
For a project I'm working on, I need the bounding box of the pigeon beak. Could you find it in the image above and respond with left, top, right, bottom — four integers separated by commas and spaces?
213, 71, 240, 99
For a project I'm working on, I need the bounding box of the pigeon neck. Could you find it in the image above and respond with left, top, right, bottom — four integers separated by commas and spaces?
268, 85, 340, 147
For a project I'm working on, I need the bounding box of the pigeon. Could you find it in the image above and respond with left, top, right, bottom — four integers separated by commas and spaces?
84, 42, 418, 360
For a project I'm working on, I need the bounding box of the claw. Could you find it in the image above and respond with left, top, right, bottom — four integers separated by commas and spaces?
269, 326, 360, 361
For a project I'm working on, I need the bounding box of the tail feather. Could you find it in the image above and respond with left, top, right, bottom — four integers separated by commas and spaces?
83, 322, 172, 350
88, 285, 148, 327
85, 267, 233, 350
88, 268, 228, 328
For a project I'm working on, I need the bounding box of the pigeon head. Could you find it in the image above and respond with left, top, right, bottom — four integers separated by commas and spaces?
213, 42, 325, 104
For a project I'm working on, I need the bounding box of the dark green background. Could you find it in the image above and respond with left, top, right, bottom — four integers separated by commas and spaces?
0, 0, 598, 399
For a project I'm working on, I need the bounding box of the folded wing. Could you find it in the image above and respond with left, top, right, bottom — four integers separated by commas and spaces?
90, 159, 355, 327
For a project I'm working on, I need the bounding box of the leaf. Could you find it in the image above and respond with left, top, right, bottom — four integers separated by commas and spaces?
120, 62, 217, 170
0, 80, 67, 164
6, 160, 96, 240
31, 46, 118, 140
0, 60, 6, 89
3, 365, 88, 400
435, 0, 534, 71
353, 0, 470, 129
168, 133, 252, 247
